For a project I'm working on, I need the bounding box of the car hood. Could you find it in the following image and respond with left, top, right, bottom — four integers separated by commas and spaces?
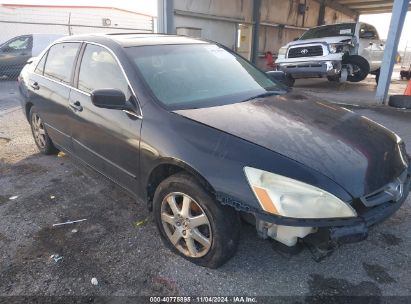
174, 93, 407, 198
287, 36, 353, 47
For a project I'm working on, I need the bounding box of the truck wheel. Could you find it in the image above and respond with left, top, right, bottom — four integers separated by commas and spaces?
375, 69, 380, 84
327, 76, 339, 82
388, 95, 411, 109
343, 55, 370, 82
285, 74, 295, 87
153, 172, 241, 268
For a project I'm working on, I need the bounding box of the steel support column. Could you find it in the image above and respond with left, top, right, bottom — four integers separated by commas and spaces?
251, 0, 262, 64
375, 0, 409, 103
157, 0, 175, 34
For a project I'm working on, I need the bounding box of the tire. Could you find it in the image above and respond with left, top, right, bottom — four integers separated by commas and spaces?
29, 106, 58, 154
343, 55, 370, 82
327, 76, 339, 82
388, 95, 411, 109
153, 172, 241, 268
375, 69, 380, 84
285, 74, 295, 87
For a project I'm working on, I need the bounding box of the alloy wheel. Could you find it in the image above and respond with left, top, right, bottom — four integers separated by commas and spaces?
31, 113, 47, 148
161, 192, 212, 258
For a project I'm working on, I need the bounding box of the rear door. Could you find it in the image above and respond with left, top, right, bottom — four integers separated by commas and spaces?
29, 42, 81, 150
358, 23, 373, 68
0, 35, 33, 77
368, 25, 384, 70
69, 43, 142, 193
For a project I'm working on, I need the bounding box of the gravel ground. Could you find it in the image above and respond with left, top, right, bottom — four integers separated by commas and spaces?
1, 80, 411, 298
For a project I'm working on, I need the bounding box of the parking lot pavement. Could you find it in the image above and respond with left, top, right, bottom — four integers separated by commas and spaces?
0, 80, 21, 113
1, 83, 411, 298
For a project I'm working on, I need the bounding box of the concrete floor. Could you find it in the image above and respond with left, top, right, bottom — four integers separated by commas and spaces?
1, 80, 411, 298
293, 67, 408, 107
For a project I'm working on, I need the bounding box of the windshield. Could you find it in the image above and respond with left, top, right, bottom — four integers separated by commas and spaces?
300, 23, 356, 40
125, 44, 282, 110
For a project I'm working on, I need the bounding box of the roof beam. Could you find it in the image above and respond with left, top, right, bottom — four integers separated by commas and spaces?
356, 2, 411, 13
313, 0, 359, 18
350, 1, 409, 9
339, 0, 389, 4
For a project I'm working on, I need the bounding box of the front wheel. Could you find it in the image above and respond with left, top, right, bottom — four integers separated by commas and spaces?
29, 106, 58, 155
343, 55, 370, 82
153, 172, 241, 268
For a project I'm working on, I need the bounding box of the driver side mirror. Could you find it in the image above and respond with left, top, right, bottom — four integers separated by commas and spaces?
293, 37, 299, 41
91, 89, 127, 110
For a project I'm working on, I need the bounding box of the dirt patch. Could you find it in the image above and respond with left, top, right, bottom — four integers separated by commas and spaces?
0, 136, 10, 144
306, 274, 381, 302
362, 263, 396, 284
379, 233, 403, 246
0, 162, 46, 176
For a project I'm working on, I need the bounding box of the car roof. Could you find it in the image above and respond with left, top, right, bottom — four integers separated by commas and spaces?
60, 33, 208, 48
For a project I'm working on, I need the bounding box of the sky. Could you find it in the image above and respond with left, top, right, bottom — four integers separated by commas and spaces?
360, 13, 411, 51
0, 1, 409, 50
0, 0, 158, 16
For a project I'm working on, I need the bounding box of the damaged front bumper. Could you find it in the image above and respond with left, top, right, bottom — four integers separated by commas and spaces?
254, 167, 411, 249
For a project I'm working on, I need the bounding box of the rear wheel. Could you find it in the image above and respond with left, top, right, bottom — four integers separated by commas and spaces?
375, 68, 380, 84
153, 172, 240, 268
29, 106, 58, 155
285, 74, 295, 87
343, 55, 370, 82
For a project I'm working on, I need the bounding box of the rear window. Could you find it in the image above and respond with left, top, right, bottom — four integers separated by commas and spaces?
43, 43, 80, 84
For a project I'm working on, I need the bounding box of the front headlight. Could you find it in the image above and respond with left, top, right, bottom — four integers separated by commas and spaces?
278, 47, 287, 56
328, 43, 345, 54
244, 167, 357, 219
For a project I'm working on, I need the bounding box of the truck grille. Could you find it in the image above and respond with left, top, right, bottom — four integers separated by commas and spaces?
288, 45, 323, 58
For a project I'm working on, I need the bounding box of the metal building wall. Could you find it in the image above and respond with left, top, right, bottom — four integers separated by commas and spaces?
172, 0, 355, 69
0, 5, 155, 44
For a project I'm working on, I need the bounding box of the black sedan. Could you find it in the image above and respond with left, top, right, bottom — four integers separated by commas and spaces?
18, 34, 410, 268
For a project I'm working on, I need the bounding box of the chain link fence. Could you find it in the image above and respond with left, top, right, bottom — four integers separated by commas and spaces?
0, 5, 155, 79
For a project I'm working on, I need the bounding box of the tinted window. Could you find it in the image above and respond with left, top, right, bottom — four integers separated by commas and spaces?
2, 36, 32, 52
300, 23, 356, 40
78, 44, 128, 94
44, 43, 80, 83
126, 44, 280, 110
359, 24, 378, 39
35, 52, 47, 75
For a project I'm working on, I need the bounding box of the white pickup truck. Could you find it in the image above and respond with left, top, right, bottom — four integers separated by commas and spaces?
275, 22, 384, 86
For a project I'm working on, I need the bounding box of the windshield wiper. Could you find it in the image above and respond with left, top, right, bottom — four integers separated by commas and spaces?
242, 91, 279, 102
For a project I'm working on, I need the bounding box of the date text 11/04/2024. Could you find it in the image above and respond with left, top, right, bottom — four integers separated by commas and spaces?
149, 296, 258, 303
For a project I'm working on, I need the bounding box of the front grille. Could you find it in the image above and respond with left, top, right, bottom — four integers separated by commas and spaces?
288, 45, 324, 58
360, 170, 408, 208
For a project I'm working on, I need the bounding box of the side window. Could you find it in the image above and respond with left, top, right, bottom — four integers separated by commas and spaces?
368, 25, 379, 40
359, 24, 367, 38
44, 43, 80, 84
2, 36, 32, 52
35, 52, 48, 75
78, 44, 129, 96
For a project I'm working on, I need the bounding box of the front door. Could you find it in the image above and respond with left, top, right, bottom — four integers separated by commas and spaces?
69, 43, 142, 194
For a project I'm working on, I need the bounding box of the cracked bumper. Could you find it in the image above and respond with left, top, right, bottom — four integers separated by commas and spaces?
277, 60, 342, 78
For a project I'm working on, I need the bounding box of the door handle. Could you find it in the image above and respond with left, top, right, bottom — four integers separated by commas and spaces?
369, 42, 373, 46
69, 101, 83, 112
30, 82, 40, 90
